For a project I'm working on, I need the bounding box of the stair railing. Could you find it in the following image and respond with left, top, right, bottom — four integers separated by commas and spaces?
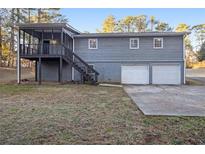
63, 45, 99, 82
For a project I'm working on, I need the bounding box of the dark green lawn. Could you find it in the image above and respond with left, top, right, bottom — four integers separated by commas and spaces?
0, 84, 205, 144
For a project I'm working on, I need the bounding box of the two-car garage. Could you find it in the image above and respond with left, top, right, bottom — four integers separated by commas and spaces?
121, 63, 182, 85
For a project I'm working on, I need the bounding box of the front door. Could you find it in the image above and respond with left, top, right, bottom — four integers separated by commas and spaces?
43, 40, 50, 54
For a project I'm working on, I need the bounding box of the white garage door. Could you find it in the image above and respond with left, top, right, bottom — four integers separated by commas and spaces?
152, 64, 181, 85
121, 65, 149, 84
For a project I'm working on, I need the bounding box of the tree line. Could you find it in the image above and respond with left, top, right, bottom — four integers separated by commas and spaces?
0, 8, 68, 67
98, 15, 205, 66
97, 15, 172, 33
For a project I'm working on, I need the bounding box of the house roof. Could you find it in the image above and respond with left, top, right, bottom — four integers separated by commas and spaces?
17, 23, 190, 38
73, 32, 190, 38
17, 23, 81, 34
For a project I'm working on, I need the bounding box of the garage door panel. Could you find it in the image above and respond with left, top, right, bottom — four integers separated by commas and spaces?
121, 65, 149, 84
152, 64, 181, 85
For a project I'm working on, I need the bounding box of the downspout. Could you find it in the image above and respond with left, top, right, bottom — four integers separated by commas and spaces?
183, 34, 186, 84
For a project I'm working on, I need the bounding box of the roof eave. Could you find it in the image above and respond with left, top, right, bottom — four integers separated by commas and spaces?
73, 32, 190, 38
17, 23, 81, 34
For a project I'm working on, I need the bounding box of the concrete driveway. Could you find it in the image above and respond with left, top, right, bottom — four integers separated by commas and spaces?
124, 85, 205, 116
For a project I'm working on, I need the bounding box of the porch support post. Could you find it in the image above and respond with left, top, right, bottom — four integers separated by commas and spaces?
51, 28, 54, 40
23, 30, 25, 54
51, 28, 53, 54
17, 29, 21, 84
61, 29, 63, 55
38, 38, 40, 54
35, 60, 38, 82
32, 29, 34, 54
28, 33, 31, 54
61, 29, 63, 45
38, 57, 42, 85
59, 56, 63, 83
41, 30, 44, 55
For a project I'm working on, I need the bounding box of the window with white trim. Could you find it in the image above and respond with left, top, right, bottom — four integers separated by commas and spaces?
129, 38, 139, 49
153, 38, 163, 49
88, 39, 98, 49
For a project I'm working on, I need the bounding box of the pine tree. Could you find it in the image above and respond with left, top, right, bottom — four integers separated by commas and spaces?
148, 16, 158, 31
176, 23, 192, 51
34, 8, 68, 23
155, 22, 172, 32
192, 24, 205, 50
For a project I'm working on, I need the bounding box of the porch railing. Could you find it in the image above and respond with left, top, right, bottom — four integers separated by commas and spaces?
20, 44, 66, 56
19, 43, 99, 83
63, 45, 99, 77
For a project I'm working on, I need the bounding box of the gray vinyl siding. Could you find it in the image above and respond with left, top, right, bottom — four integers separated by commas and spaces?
37, 60, 72, 82
74, 61, 184, 84
74, 36, 183, 62
36, 34, 184, 84
74, 35, 184, 84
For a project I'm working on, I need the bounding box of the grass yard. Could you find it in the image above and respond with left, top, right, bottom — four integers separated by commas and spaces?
0, 83, 205, 144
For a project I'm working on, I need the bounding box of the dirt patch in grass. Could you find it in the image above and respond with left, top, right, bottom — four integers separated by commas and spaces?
0, 67, 34, 83
0, 84, 205, 144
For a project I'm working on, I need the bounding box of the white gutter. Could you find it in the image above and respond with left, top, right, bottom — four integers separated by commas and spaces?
65, 23, 81, 34
73, 32, 189, 38
63, 28, 74, 38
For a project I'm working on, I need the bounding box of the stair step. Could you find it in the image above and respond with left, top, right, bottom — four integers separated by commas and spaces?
63, 52, 99, 85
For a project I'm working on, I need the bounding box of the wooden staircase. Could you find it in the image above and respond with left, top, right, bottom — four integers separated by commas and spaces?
62, 45, 99, 84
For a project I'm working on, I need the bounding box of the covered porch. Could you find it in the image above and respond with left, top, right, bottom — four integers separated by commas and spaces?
17, 23, 75, 84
